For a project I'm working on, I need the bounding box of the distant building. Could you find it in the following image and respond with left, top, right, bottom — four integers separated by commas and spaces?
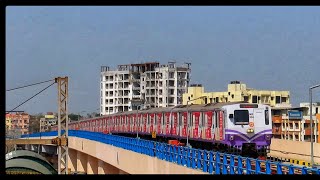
271, 104, 320, 143
100, 61, 191, 115
182, 81, 291, 107
299, 102, 320, 116
40, 112, 57, 132
6, 112, 30, 135
5, 114, 13, 131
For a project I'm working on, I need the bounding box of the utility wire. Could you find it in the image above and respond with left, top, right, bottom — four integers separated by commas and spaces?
6, 79, 55, 92
9, 82, 56, 112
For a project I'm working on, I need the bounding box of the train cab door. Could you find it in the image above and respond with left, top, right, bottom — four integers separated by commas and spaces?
95, 120, 97, 132
98, 119, 100, 132
103, 118, 106, 133
87, 122, 89, 131
215, 110, 225, 141
165, 112, 171, 135
156, 113, 162, 135
205, 111, 213, 140
106, 117, 110, 133
121, 116, 124, 132
126, 115, 130, 132
172, 112, 178, 136
192, 112, 200, 138
100, 119, 103, 132
119, 116, 122, 132
181, 112, 188, 137
123, 115, 127, 132
132, 114, 136, 133
118, 116, 121, 132
149, 114, 155, 134
143, 114, 147, 133
137, 114, 142, 133
116, 116, 120, 132
128, 115, 131, 132
95, 120, 98, 132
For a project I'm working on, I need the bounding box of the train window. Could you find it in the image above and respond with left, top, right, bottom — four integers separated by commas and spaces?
265, 110, 269, 125
234, 110, 249, 125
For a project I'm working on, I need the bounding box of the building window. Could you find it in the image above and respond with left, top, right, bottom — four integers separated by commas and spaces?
252, 96, 258, 103
231, 94, 234, 99
228, 92, 231, 95
216, 97, 219, 103
204, 98, 207, 104
276, 96, 281, 104
281, 97, 287, 103
210, 98, 214, 103
271, 97, 274, 101
244, 96, 249, 102
289, 135, 293, 140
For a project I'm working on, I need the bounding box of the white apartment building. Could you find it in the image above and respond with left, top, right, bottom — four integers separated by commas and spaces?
300, 102, 320, 116
100, 62, 191, 115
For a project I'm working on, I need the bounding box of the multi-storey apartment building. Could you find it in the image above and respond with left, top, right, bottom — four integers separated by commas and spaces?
100, 62, 191, 115
6, 112, 30, 135
271, 103, 320, 143
6, 114, 12, 130
182, 81, 291, 107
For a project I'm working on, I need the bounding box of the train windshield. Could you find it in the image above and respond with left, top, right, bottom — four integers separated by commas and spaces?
234, 110, 249, 125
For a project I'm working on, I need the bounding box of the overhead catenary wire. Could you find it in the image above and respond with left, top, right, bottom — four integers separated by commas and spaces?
6, 79, 55, 92
9, 82, 56, 112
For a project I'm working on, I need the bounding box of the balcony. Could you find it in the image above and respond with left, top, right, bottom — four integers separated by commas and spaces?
272, 116, 282, 123
304, 128, 311, 135
272, 128, 282, 135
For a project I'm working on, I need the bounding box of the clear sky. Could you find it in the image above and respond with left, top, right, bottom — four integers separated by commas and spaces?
6, 6, 320, 115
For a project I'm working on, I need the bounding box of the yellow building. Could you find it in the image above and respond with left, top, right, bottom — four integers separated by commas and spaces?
182, 81, 290, 107
6, 113, 12, 131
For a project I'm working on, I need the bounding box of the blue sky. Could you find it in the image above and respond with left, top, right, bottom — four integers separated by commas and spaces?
6, 6, 320, 114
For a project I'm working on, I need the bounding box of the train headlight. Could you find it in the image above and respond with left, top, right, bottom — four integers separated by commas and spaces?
247, 128, 254, 133
229, 135, 234, 141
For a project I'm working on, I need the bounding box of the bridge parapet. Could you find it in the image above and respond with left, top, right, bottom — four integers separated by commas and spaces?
22, 131, 320, 175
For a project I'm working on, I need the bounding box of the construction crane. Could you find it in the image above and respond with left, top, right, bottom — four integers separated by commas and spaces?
6, 77, 69, 174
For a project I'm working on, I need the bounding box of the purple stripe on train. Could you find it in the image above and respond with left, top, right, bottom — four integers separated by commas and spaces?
224, 129, 272, 149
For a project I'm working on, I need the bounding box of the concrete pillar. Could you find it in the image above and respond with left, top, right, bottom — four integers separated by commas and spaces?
119, 169, 128, 174
87, 155, 98, 174
98, 160, 108, 174
68, 149, 77, 172
103, 162, 121, 174
77, 151, 87, 173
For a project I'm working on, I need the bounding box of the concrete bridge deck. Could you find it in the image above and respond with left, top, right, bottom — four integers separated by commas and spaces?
19, 131, 320, 174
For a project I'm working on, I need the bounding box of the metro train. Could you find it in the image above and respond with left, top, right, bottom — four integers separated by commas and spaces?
51, 102, 272, 157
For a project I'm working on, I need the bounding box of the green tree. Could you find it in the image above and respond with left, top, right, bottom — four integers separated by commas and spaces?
68, 113, 80, 121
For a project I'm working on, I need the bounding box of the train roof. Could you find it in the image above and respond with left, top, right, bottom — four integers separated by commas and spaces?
72, 101, 264, 123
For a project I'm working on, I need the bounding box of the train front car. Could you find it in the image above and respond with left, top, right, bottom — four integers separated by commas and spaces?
224, 103, 272, 157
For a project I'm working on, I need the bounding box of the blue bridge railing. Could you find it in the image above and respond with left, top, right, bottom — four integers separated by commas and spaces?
22, 130, 320, 175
